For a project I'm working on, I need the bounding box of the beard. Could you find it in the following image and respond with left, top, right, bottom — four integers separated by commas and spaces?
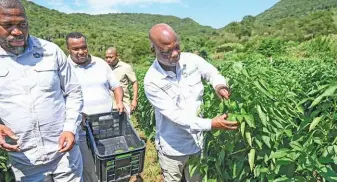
158, 56, 180, 67
0, 36, 27, 55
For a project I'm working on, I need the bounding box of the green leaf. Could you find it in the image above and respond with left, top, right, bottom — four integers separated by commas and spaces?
189, 165, 198, 177
270, 150, 288, 159
218, 101, 224, 114
310, 84, 337, 108
236, 115, 244, 123
248, 149, 256, 172
271, 119, 283, 129
257, 105, 267, 126
309, 117, 322, 132
276, 157, 293, 165
273, 176, 290, 182
241, 68, 250, 78
240, 122, 246, 138
289, 141, 302, 151
262, 136, 271, 148
253, 80, 275, 101
219, 150, 225, 162
244, 114, 255, 128
318, 156, 334, 164
255, 138, 263, 150
245, 132, 252, 147
212, 130, 221, 137
284, 130, 292, 137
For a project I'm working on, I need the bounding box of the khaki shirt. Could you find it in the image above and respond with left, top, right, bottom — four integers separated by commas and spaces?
110, 60, 137, 107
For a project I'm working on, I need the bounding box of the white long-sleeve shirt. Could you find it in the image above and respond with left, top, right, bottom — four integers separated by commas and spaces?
68, 55, 120, 140
144, 52, 227, 156
0, 36, 83, 165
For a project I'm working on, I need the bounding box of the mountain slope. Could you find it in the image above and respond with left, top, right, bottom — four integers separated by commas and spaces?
21, 0, 215, 63
255, 0, 337, 24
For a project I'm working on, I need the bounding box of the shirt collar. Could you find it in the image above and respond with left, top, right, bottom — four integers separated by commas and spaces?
153, 57, 186, 79
110, 59, 121, 68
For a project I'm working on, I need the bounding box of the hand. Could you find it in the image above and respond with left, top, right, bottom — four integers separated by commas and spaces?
58, 131, 75, 153
81, 113, 87, 127
130, 99, 137, 113
211, 114, 238, 130
215, 85, 231, 100
0, 124, 19, 152
116, 102, 125, 114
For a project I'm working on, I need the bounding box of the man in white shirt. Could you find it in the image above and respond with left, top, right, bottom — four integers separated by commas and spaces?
144, 23, 238, 182
66, 32, 124, 182
0, 1, 83, 181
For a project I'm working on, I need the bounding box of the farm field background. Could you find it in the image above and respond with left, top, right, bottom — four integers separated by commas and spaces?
1, 0, 337, 181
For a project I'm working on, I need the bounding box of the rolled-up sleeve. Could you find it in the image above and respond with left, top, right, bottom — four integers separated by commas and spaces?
144, 82, 212, 131
194, 55, 227, 89
57, 48, 83, 134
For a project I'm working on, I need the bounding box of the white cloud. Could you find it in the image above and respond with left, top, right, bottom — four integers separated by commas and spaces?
87, 0, 180, 7
86, 0, 181, 14
29, 0, 183, 15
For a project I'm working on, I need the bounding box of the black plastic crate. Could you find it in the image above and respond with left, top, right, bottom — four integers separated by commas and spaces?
87, 111, 124, 140
85, 111, 146, 182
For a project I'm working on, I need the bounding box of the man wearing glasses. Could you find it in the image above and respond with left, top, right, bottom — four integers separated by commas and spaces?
144, 23, 238, 181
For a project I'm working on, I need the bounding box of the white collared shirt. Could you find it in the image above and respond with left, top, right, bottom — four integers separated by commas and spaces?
144, 52, 227, 156
68, 55, 120, 116
0, 36, 83, 165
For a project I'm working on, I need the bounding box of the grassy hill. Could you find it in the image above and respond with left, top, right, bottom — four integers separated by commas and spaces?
22, 0, 215, 64
21, 0, 337, 63
256, 0, 337, 24
211, 0, 337, 58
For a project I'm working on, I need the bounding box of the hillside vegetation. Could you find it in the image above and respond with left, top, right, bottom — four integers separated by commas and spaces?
1, 0, 337, 181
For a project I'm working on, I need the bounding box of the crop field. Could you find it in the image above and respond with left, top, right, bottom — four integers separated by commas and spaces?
134, 56, 337, 181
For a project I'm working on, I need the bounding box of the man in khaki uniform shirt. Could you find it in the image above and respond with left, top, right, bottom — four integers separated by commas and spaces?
105, 47, 138, 118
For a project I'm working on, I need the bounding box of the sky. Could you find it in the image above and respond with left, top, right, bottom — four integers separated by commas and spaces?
28, 0, 280, 29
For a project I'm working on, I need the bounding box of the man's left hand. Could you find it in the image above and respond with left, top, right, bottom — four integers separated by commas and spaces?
131, 99, 137, 113
58, 131, 75, 153
116, 102, 125, 114
215, 85, 231, 100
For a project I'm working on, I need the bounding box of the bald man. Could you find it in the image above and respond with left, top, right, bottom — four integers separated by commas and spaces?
105, 47, 138, 119
144, 23, 238, 182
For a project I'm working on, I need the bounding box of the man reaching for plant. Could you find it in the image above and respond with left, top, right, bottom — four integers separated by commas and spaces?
144, 23, 239, 182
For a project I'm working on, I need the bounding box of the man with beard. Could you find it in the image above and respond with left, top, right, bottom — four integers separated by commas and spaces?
0, 0, 84, 181
66, 32, 124, 182
105, 47, 138, 119
144, 23, 238, 181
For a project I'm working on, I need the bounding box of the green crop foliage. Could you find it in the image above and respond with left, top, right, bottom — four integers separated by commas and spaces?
134, 57, 337, 181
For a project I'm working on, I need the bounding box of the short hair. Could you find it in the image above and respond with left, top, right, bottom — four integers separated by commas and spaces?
66, 32, 86, 46
0, 0, 26, 13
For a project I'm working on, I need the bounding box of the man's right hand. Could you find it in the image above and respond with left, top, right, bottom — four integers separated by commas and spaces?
0, 124, 20, 152
211, 114, 238, 130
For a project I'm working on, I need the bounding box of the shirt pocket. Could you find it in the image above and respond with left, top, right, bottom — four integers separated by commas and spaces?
0, 68, 13, 99
186, 75, 204, 100
34, 62, 58, 89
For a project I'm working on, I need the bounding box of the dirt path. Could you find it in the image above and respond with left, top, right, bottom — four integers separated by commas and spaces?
130, 117, 162, 182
